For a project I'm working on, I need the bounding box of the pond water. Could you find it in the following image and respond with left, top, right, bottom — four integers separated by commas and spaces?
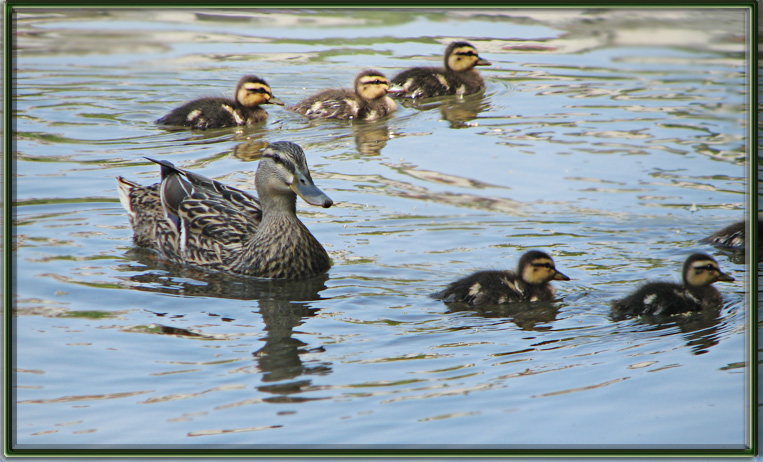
10, 7, 754, 454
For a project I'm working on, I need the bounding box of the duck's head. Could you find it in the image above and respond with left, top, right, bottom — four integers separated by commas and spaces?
444, 41, 491, 72
683, 253, 734, 287
354, 70, 404, 101
256, 141, 333, 210
518, 250, 570, 285
235, 75, 285, 108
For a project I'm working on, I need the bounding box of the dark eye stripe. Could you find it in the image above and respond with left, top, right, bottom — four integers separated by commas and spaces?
362, 79, 388, 86
456, 51, 478, 57
247, 87, 270, 94
263, 152, 296, 173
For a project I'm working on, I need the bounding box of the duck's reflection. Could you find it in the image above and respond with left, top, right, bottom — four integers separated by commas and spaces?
352, 120, 393, 156
612, 305, 724, 355
120, 248, 332, 394
232, 138, 271, 161
444, 300, 561, 331
400, 91, 490, 128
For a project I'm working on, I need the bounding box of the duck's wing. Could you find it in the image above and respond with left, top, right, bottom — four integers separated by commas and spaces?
289, 89, 359, 119
146, 157, 261, 218
145, 158, 262, 267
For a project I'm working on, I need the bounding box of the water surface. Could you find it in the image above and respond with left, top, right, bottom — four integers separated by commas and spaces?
11, 7, 753, 453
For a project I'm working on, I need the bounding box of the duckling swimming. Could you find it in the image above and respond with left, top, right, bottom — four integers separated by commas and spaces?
155, 75, 284, 129
611, 253, 734, 319
116, 141, 332, 279
434, 250, 570, 306
700, 219, 763, 252
392, 41, 491, 99
289, 69, 403, 121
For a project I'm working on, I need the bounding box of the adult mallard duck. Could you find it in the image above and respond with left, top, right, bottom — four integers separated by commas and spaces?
116, 141, 333, 279
611, 253, 734, 319
155, 75, 284, 129
434, 250, 570, 306
289, 69, 403, 121
392, 41, 491, 99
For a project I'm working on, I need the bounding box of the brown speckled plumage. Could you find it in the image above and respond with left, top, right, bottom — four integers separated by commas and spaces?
155, 75, 284, 129
289, 70, 403, 120
434, 250, 569, 307
117, 141, 333, 279
392, 41, 491, 99
611, 253, 734, 319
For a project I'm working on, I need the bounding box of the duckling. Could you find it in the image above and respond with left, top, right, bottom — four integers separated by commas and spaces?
116, 141, 333, 279
288, 69, 403, 121
700, 219, 762, 252
155, 75, 284, 129
611, 253, 735, 318
392, 41, 491, 99
434, 250, 570, 306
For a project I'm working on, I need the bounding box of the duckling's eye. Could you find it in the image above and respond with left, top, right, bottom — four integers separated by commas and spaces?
532, 262, 553, 269
457, 51, 477, 57
265, 153, 281, 163
248, 88, 269, 94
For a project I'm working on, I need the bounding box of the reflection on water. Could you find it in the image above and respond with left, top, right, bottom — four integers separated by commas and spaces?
11, 7, 751, 450
444, 300, 561, 331
123, 248, 333, 399
121, 248, 330, 302
400, 91, 491, 128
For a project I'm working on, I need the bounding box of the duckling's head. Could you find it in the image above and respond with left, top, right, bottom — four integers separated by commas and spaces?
236, 75, 285, 108
682, 253, 734, 287
518, 250, 570, 285
444, 41, 491, 72
354, 70, 404, 101
257, 141, 333, 210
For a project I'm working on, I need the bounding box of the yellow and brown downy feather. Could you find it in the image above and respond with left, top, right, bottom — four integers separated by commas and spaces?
700, 219, 763, 252
434, 250, 570, 307
155, 75, 285, 129
392, 41, 491, 99
611, 253, 735, 319
289, 69, 403, 121
116, 141, 333, 279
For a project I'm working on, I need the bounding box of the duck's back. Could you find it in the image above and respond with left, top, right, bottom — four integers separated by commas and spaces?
156, 98, 267, 129
290, 89, 359, 119
393, 67, 484, 99
611, 281, 721, 318
437, 270, 555, 306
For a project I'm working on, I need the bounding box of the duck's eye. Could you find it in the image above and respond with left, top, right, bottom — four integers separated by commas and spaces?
248, 87, 269, 94
266, 153, 281, 163
532, 262, 553, 269
457, 51, 477, 57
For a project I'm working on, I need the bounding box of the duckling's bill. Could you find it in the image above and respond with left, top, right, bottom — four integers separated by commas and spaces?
386, 83, 405, 94
291, 173, 333, 208
266, 96, 285, 106
716, 270, 735, 282
553, 270, 570, 281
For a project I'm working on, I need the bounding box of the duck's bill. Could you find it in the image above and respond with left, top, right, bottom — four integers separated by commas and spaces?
476, 58, 492, 66
292, 175, 333, 208
267, 96, 286, 106
717, 271, 735, 282
386, 83, 406, 94
553, 271, 571, 281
